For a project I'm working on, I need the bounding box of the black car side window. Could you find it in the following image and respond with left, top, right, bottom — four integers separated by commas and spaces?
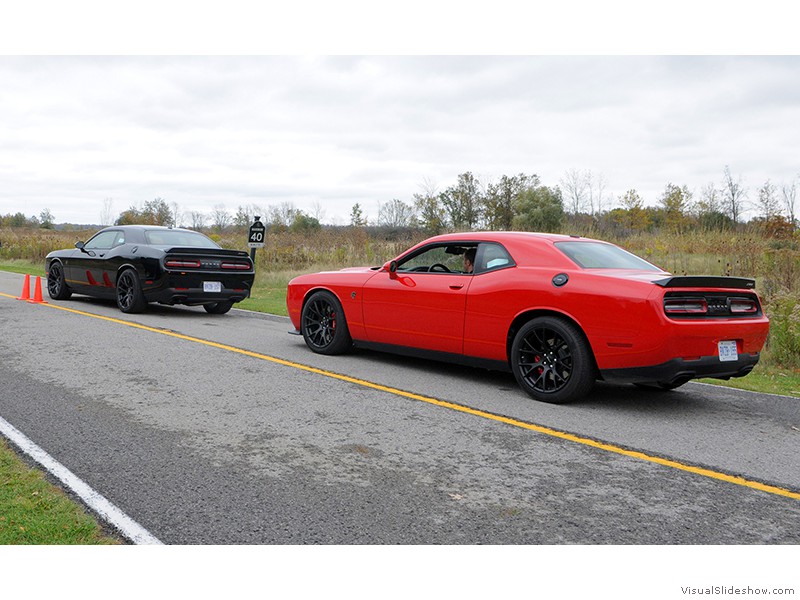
85, 230, 119, 250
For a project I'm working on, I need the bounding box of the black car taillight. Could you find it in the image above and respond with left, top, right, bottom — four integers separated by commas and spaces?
221, 261, 251, 270
165, 259, 201, 269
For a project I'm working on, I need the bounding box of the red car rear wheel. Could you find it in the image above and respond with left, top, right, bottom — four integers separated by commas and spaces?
511, 316, 595, 404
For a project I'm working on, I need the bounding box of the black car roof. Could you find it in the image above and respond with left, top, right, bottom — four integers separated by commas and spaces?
93, 225, 208, 244
101, 225, 191, 231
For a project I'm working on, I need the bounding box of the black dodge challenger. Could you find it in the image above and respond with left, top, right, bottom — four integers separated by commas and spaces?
45, 225, 255, 314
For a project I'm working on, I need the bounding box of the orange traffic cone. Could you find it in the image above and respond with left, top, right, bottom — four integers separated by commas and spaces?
28, 276, 47, 304
16, 273, 31, 300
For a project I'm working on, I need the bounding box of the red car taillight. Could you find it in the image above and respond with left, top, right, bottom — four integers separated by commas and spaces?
664, 298, 708, 314
221, 262, 251, 270
165, 259, 201, 269
730, 298, 759, 314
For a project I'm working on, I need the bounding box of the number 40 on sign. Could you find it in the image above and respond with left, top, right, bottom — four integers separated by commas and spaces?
248, 217, 266, 249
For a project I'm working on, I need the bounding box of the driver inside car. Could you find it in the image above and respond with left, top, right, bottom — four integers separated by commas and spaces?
463, 248, 476, 273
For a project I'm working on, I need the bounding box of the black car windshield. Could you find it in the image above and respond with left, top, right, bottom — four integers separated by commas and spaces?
555, 241, 660, 270
144, 229, 220, 248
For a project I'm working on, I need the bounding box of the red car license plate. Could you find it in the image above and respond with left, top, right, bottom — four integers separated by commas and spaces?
718, 340, 738, 362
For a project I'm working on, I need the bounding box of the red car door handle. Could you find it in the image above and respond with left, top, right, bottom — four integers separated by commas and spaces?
449, 284, 464, 290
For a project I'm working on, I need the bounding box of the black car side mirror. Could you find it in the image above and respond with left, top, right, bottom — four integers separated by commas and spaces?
75, 241, 95, 256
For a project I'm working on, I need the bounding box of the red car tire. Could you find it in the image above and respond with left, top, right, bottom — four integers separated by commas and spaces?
301, 290, 353, 355
511, 316, 596, 404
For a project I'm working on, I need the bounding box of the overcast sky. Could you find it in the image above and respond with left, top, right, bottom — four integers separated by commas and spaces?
2, 18, 799, 226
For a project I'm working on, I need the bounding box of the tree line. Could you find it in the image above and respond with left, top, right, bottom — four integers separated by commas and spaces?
362, 166, 798, 237
2, 166, 797, 237
0, 208, 55, 229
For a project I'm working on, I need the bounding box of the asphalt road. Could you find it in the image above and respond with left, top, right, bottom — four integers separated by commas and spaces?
1, 270, 799, 544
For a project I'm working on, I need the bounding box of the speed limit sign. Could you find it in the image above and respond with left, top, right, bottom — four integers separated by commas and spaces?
248, 218, 266, 248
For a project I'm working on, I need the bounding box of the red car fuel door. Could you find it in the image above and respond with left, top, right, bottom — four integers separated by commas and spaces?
361, 270, 472, 354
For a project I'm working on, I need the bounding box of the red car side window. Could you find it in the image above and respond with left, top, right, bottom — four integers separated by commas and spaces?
476, 243, 514, 273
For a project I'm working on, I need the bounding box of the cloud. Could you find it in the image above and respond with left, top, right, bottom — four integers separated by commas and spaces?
1, 56, 799, 225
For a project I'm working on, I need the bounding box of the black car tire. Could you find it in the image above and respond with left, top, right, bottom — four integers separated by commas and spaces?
116, 268, 147, 314
47, 261, 72, 300
301, 290, 352, 355
511, 316, 595, 404
203, 301, 234, 314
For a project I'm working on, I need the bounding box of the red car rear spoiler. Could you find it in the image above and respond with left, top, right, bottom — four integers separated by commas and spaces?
653, 276, 756, 290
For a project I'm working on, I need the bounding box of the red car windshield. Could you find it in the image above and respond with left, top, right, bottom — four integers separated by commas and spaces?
555, 241, 660, 270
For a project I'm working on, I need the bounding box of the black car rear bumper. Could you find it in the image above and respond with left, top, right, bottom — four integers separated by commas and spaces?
145, 274, 252, 306
150, 290, 250, 306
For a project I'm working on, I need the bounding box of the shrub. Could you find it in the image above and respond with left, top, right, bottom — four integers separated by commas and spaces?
764, 292, 800, 369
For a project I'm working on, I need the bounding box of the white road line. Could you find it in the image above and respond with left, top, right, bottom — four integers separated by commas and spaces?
0, 415, 163, 545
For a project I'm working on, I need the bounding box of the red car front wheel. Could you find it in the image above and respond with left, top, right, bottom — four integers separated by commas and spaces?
301, 290, 352, 355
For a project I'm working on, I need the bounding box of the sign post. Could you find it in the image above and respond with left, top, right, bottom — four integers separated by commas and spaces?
247, 216, 266, 267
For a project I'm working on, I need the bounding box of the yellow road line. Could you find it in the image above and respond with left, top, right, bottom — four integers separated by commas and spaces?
5, 292, 800, 501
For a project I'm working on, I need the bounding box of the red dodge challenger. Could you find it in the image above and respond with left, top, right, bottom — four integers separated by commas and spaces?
287, 232, 769, 403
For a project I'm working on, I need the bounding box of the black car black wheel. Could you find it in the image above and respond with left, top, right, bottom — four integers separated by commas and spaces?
511, 316, 595, 404
301, 290, 352, 355
116, 268, 147, 314
203, 300, 234, 314
47, 261, 72, 300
